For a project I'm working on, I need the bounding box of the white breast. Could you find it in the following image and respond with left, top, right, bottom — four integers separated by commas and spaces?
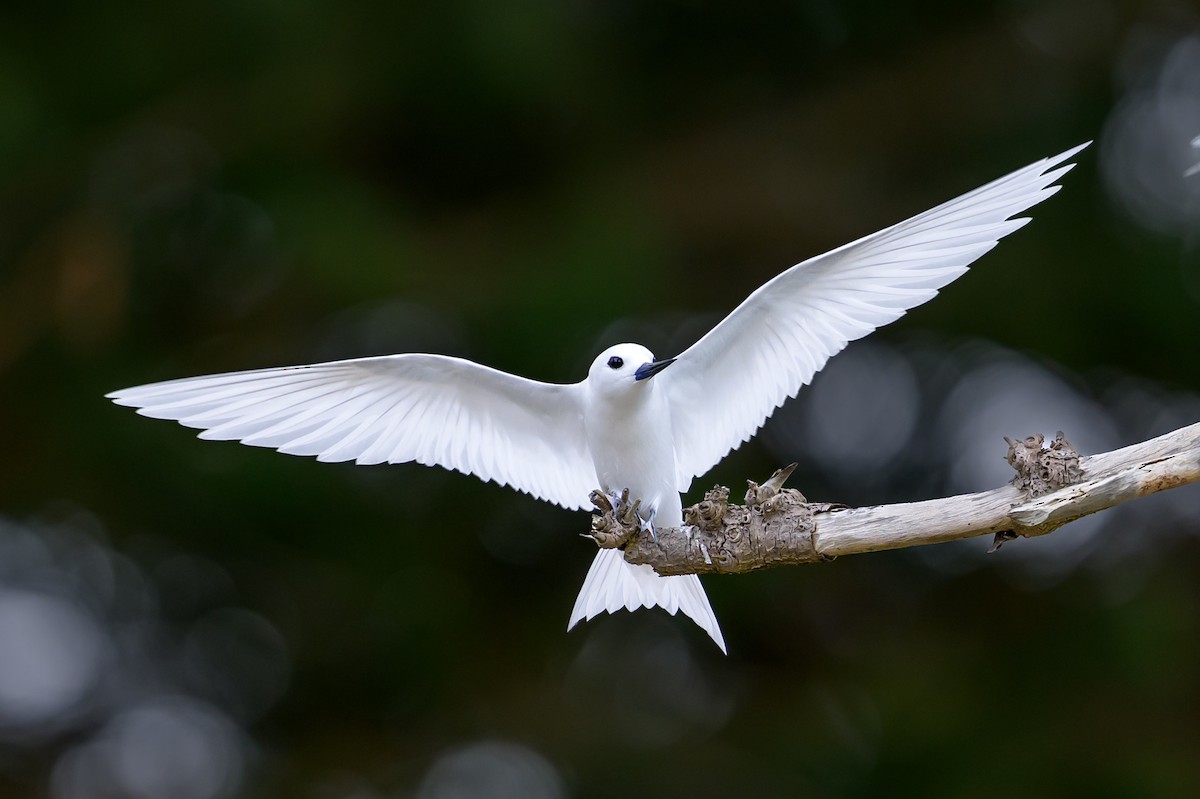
582, 381, 683, 527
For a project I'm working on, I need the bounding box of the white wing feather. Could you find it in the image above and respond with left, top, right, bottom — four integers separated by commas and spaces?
663, 143, 1090, 490
107, 354, 597, 510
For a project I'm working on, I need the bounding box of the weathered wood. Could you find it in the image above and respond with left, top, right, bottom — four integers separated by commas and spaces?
584, 422, 1200, 575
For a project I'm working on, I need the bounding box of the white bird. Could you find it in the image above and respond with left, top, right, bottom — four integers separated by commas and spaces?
108, 143, 1089, 654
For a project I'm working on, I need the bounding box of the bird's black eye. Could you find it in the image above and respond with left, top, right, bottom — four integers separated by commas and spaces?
607, 356, 624, 369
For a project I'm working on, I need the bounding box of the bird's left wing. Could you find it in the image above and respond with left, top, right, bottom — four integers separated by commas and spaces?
663, 143, 1089, 491
108, 354, 597, 510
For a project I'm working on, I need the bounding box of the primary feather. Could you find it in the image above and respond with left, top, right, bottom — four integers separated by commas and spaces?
663, 142, 1089, 491
108, 354, 597, 511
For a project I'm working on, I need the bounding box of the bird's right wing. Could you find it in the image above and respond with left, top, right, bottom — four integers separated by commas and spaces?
664, 143, 1089, 491
107, 354, 597, 510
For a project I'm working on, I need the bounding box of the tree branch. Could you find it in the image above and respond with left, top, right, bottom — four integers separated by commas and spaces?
584, 422, 1200, 576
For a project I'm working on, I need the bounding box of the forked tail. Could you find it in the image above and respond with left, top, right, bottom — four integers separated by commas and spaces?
567, 547, 726, 653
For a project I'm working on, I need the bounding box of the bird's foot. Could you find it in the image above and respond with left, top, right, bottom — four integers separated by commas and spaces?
588, 488, 657, 546
607, 488, 641, 531
588, 488, 638, 549
607, 489, 625, 514
637, 506, 659, 545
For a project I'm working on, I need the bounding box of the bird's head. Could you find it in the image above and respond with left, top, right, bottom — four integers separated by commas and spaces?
587, 343, 675, 396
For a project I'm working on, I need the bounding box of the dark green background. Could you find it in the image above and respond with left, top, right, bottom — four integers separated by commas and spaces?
1, 1, 1198, 797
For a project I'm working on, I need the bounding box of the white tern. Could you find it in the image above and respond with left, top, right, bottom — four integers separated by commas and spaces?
108, 143, 1089, 653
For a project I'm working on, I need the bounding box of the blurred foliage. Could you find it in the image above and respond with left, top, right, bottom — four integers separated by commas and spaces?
1, 1, 1199, 797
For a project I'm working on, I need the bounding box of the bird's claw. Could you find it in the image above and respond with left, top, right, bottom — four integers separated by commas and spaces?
608, 489, 625, 513
589, 489, 639, 549
637, 507, 659, 545
592, 487, 659, 545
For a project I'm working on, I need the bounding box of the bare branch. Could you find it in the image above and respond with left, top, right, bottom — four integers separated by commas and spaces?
583, 422, 1200, 576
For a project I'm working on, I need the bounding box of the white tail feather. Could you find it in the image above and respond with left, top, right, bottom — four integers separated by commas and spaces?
567, 548, 727, 654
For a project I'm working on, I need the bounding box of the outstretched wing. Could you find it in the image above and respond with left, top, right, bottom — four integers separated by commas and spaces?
663, 143, 1089, 491
108, 354, 597, 510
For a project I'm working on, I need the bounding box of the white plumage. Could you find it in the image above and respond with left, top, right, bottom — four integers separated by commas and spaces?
108, 143, 1089, 653
114, 355, 596, 509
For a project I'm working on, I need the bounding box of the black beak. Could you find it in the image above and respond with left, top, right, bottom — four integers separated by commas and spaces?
634, 358, 676, 381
